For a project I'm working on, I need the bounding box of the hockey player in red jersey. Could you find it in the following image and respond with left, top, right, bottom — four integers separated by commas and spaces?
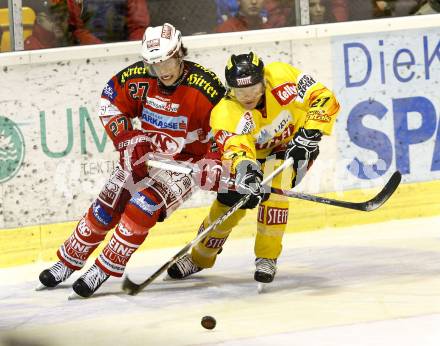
37, 23, 225, 298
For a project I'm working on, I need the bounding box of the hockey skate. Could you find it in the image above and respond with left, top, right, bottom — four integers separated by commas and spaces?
166, 254, 203, 280
254, 258, 277, 293
69, 264, 109, 299
36, 261, 75, 290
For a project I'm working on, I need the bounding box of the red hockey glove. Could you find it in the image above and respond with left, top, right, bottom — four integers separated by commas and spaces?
113, 130, 153, 180
194, 151, 224, 191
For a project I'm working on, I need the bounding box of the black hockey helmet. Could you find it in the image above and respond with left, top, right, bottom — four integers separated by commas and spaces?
225, 52, 264, 88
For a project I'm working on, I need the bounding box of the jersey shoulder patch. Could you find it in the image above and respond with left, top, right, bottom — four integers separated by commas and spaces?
210, 98, 256, 135
116, 61, 151, 84
265, 62, 317, 104
183, 61, 226, 105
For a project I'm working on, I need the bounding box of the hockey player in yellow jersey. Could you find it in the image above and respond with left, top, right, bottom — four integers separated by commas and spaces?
168, 52, 340, 284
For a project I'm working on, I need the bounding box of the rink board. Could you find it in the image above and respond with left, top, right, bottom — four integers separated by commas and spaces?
0, 15, 439, 230
1, 179, 439, 268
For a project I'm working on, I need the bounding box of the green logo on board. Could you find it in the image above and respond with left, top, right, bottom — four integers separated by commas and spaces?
0, 116, 25, 183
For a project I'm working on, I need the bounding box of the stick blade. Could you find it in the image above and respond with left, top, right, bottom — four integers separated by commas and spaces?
362, 171, 402, 211
122, 276, 142, 296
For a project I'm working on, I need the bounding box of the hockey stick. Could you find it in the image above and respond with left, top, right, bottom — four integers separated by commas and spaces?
145, 159, 402, 212
121, 157, 294, 295
271, 170, 401, 212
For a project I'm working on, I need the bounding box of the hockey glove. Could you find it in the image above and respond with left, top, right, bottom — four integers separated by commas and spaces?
114, 130, 153, 180
194, 151, 224, 192
285, 127, 322, 186
234, 160, 265, 209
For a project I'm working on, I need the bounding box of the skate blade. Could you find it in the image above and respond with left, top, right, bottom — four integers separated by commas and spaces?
163, 274, 188, 281
257, 282, 266, 294
35, 283, 48, 291
67, 290, 84, 300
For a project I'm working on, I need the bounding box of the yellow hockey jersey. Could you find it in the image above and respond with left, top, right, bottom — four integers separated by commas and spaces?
210, 61, 340, 170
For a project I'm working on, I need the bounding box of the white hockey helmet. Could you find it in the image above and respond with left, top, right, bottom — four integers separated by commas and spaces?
141, 23, 182, 64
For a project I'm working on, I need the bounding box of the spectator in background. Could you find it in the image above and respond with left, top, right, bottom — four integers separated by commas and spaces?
69, 0, 149, 44
216, 0, 293, 33
311, 0, 371, 22
266, 0, 295, 27
148, 0, 217, 35
24, 0, 72, 50
373, 0, 419, 17
23, 0, 101, 50
413, 0, 440, 14
216, 0, 267, 32
330, 0, 349, 21
215, 0, 294, 29
309, 0, 335, 24
216, 0, 239, 23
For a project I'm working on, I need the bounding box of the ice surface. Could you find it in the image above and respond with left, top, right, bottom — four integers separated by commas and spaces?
1, 216, 440, 346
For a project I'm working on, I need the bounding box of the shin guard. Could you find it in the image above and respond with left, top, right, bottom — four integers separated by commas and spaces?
192, 200, 246, 268
57, 216, 108, 270
57, 200, 122, 270
96, 191, 161, 277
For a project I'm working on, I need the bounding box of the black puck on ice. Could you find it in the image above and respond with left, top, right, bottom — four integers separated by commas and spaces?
201, 315, 216, 330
